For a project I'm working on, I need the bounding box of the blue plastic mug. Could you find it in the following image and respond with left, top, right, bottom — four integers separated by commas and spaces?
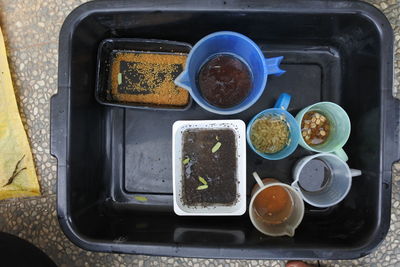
175, 31, 285, 115
247, 93, 300, 160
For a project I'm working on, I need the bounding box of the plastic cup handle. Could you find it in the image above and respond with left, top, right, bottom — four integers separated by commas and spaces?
333, 148, 348, 162
350, 169, 362, 177
252, 172, 265, 188
273, 93, 291, 110
264, 56, 285, 76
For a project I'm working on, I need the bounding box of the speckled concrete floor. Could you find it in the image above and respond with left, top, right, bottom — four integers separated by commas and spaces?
0, 0, 398, 266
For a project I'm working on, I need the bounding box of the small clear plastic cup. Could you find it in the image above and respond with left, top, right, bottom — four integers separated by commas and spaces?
292, 153, 362, 208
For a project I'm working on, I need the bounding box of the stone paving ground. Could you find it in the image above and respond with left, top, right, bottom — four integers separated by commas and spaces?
0, 0, 399, 266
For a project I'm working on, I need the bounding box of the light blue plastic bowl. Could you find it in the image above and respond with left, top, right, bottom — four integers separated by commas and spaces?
247, 93, 300, 160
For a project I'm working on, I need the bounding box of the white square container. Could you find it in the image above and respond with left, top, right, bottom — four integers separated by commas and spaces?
172, 120, 246, 216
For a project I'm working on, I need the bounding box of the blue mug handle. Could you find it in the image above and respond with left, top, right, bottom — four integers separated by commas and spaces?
274, 93, 291, 110
265, 56, 285, 76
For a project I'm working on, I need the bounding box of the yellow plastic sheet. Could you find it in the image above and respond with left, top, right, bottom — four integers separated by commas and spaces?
0, 27, 40, 199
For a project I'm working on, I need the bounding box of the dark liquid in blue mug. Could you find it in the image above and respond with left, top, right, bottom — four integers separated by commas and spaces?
197, 54, 252, 108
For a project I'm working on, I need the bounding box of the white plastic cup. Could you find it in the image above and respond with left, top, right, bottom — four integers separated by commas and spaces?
292, 153, 362, 208
249, 172, 304, 237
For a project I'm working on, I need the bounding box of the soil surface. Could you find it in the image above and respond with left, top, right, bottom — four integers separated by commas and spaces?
182, 129, 237, 205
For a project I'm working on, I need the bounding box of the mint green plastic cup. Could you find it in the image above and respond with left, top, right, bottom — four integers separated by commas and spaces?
295, 102, 350, 161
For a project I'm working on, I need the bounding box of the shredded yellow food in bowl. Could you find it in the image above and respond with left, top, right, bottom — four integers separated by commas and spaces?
250, 115, 290, 154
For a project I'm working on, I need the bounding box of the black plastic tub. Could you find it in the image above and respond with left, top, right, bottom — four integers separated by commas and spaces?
51, 0, 399, 259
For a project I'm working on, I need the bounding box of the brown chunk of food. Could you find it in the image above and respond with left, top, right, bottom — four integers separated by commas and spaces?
301, 111, 331, 146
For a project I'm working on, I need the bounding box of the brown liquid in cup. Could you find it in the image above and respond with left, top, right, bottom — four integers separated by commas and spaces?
301, 111, 331, 146
254, 185, 294, 225
197, 54, 252, 108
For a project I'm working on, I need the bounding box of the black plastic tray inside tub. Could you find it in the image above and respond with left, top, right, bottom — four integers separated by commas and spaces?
96, 38, 192, 111
51, 0, 399, 260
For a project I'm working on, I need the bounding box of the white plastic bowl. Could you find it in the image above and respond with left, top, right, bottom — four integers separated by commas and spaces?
172, 120, 247, 216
